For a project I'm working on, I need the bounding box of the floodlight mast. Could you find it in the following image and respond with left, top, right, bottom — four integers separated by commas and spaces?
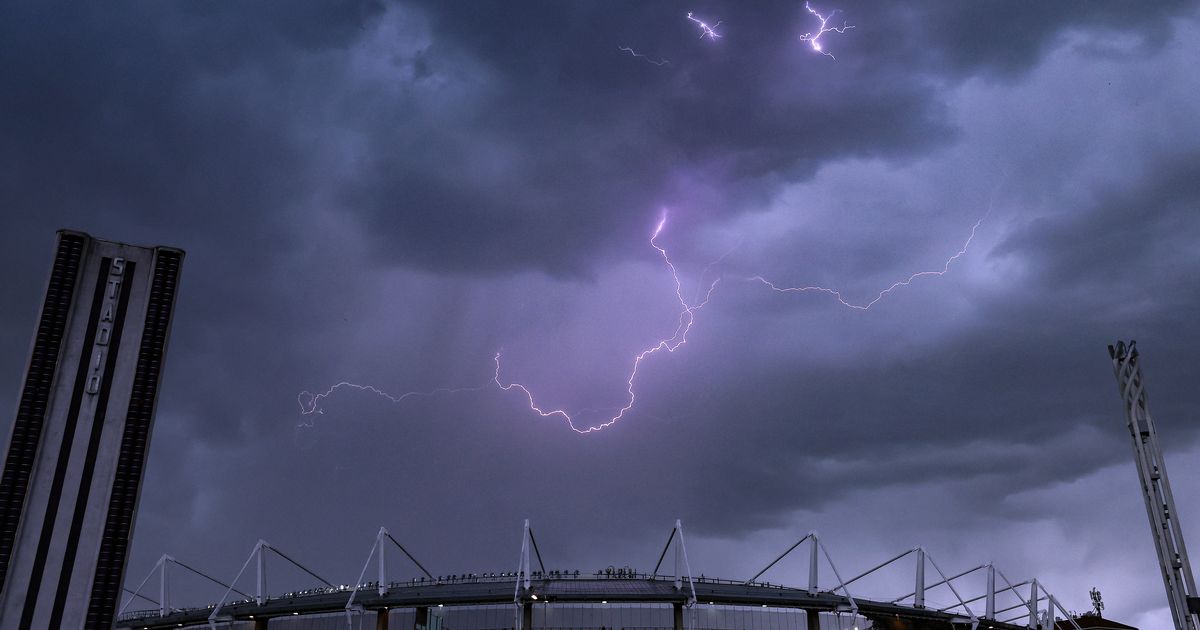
1110, 341, 1200, 630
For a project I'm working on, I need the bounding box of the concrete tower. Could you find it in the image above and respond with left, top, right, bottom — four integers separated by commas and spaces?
0, 231, 184, 628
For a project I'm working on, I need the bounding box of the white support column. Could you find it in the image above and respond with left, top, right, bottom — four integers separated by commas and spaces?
256, 540, 267, 606
675, 520, 698, 607
674, 520, 682, 591
512, 520, 533, 630
378, 527, 388, 597
985, 564, 995, 620
914, 548, 926, 609
808, 532, 819, 596
1028, 580, 1038, 629
160, 554, 172, 618
210, 540, 266, 629
522, 520, 531, 592
514, 518, 532, 606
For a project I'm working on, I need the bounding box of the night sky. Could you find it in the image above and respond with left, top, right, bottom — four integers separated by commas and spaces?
2, 1, 1200, 626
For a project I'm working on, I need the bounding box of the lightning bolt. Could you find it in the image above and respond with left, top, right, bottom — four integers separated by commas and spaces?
297, 383, 486, 428
749, 186, 1001, 309
299, 185, 1001, 434
686, 12, 723, 40
798, 2, 854, 59
493, 213, 721, 434
619, 46, 670, 66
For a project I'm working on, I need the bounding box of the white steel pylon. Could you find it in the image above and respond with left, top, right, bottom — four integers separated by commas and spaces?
513, 519, 547, 630
120, 554, 251, 621
513, 519, 533, 600
117, 554, 173, 617
650, 520, 698, 606
749, 531, 859, 618
345, 527, 436, 626
208, 539, 334, 629
1111, 341, 1200, 630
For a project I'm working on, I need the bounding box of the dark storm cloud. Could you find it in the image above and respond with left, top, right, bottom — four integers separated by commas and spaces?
994, 150, 1200, 296
656, 145, 1200, 536
1, 0, 1185, 282
1, 1, 1199, 624
0, 0, 388, 439
358, 0, 1188, 274
340, 2, 944, 274
905, 0, 1188, 77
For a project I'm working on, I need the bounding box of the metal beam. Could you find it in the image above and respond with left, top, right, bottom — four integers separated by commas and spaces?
748, 533, 813, 585
266, 543, 335, 588
893, 564, 985, 604
383, 532, 435, 581
117, 557, 162, 617
347, 529, 386, 622
925, 552, 974, 621
816, 536, 858, 617
652, 527, 677, 579
173, 559, 251, 599
938, 578, 1030, 613
122, 587, 159, 606
527, 528, 547, 575
834, 547, 918, 591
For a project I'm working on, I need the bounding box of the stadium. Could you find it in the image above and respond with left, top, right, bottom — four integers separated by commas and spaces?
114, 523, 1080, 630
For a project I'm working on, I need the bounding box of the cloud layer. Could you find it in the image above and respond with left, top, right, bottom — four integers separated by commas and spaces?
1, 1, 1198, 623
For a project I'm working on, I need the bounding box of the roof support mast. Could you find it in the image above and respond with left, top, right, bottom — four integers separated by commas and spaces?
1110, 341, 1200, 630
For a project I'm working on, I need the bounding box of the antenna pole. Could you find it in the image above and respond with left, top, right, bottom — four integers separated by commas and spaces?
1110, 341, 1200, 630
